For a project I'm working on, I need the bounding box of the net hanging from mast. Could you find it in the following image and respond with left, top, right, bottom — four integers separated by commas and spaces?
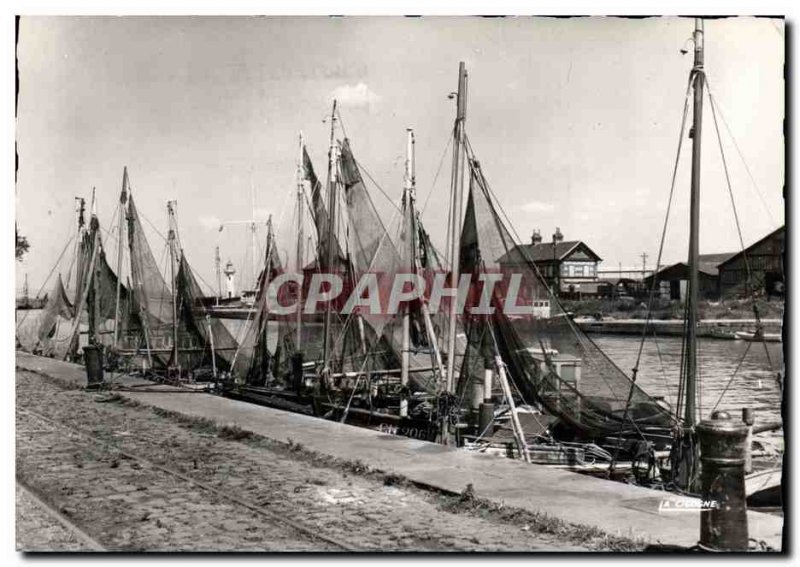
456, 154, 676, 439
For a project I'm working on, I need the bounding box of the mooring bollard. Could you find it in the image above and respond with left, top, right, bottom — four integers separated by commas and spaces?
696, 410, 749, 551
291, 352, 304, 393
742, 407, 754, 475
83, 344, 104, 389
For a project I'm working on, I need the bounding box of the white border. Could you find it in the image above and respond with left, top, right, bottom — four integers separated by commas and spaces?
3, 2, 795, 566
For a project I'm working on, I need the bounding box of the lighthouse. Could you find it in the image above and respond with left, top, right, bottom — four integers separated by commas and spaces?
223, 260, 236, 299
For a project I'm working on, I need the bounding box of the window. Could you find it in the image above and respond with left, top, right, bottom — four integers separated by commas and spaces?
561, 264, 569, 276
574, 265, 584, 277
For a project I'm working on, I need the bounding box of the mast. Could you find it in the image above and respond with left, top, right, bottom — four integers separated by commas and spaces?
68, 197, 86, 294
214, 245, 221, 305
113, 167, 128, 348
263, 215, 274, 382
87, 187, 98, 346
685, 18, 704, 429
167, 200, 180, 372
321, 100, 338, 377
444, 62, 468, 397
400, 128, 415, 418
251, 182, 258, 291
296, 132, 305, 349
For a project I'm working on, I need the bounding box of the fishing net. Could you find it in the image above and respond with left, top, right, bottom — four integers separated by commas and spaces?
456, 158, 676, 438
175, 253, 239, 371
125, 195, 176, 366
23, 274, 75, 357
304, 146, 344, 266
92, 240, 131, 350
337, 140, 441, 389
231, 228, 287, 385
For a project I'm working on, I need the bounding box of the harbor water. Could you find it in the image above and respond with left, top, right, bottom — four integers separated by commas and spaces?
594, 335, 784, 443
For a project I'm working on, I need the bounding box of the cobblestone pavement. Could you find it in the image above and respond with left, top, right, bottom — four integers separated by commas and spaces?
16, 483, 96, 551
16, 369, 582, 552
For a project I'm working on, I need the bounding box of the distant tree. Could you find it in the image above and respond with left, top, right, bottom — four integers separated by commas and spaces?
15, 224, 29, 261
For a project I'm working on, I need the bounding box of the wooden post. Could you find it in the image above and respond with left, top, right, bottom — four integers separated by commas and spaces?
495, 355, 530, 463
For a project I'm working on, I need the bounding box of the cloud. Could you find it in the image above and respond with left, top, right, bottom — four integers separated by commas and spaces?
520, 201, 555, 214
330, 82, 381, 109
198, 215, 221, 230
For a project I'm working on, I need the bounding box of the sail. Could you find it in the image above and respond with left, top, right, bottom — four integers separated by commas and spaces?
126, 194, 175, 365
337, 139, 448, 391
175, 252, 239, 371
94, 238, 131, 348
24, 274, 75, 357
304, 146, 344, 265
231, 226, 287, 384
456, 158, 676, 437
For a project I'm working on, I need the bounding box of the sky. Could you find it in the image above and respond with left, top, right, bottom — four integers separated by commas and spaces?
15, 16, 785, 295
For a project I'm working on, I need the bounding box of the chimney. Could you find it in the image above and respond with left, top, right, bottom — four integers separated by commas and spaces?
553, 227, 564, 244
531, 229, 542, 245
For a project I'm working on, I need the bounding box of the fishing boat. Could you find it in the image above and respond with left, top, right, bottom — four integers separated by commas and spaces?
101, 169, 240, 379
16, 189, 130, 362
18, 18, 780, 501
17, 167, 238, 382
222, 110, 451, 441
444, 19, 783, 498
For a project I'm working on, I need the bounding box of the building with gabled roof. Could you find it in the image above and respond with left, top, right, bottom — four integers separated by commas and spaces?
717, 225, 785, 298
643, 252, 737, 301
499, 228, 603, 298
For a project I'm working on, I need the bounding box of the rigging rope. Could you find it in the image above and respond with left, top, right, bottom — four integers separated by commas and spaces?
651, 326, 674, 409
705, 83, 776, 226
710, 340, 753, 413
706, 78, 754, 291
353, 158, 402, 214
607, 70, 694, 475
420, 126, 455, 216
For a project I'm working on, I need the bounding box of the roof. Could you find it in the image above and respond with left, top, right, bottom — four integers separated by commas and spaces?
698, 253, 737, 276
717, 225, 785, 269
645, 253, 736, 281
499, 240, 602, 264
